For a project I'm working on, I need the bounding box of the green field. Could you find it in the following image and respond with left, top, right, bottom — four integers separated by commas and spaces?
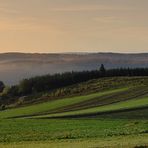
0, 87, 128, 119
36, 95, 148, 118
0, 77, 148, 147
0, 118, 148, 148
1, 135, 148, 148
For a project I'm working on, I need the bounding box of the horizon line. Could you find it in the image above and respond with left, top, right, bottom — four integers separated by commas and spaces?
0, 51, 148, 55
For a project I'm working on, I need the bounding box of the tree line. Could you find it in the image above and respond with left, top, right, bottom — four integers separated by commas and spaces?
1, 64, 148, 108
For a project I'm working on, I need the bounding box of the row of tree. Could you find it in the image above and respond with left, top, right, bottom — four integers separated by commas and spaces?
1, 65, 148, 106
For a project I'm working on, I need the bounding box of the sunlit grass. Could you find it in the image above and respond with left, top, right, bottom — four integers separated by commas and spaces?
0, 88, 128, 118
36, 96, 148, 118
0, 135, 148, 148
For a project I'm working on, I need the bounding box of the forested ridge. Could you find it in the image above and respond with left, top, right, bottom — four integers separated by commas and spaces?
1, 65, 148, 108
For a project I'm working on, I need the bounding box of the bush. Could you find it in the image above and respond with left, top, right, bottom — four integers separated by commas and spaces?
0, 105, 5, 111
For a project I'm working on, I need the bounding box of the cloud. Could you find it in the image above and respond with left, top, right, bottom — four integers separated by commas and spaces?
0, 6, 18, 15
93, 16, 122, 23
47, 4, 132, 12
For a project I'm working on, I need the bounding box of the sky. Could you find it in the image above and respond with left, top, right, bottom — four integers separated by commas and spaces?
0, 0, 148, 53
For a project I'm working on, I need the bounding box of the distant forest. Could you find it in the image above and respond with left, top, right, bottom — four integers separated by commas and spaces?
1, 64, 148, 107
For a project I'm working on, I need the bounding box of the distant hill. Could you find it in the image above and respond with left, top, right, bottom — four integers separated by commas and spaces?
0, 52, 148, 85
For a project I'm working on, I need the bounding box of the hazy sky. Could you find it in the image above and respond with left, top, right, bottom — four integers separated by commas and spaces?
0, 0, 148, 53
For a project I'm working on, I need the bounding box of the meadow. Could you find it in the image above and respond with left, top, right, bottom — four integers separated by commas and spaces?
0, 77, 148, 147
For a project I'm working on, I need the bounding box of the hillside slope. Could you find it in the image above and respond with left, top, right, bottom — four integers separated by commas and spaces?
0, 77, 148, 119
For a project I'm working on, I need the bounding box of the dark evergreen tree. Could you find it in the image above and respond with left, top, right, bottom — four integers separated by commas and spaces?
0, 81, 5, 93
99, 64, 106, 76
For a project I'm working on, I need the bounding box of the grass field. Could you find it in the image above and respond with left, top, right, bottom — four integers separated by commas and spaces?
1, 136, 148, 148
1, 118, 141, 142
0, 118, 148, 147
0, 77, 148, 147
0, 87, 128, 118
36, 95, 148, 118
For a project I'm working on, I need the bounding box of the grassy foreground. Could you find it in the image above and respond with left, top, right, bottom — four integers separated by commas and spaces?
0, 118, 148, 148
0, 136, 148, 148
